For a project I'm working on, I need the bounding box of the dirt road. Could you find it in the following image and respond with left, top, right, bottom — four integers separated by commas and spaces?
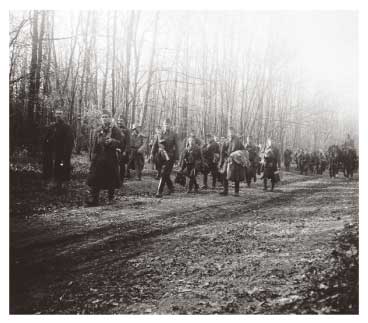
10, 171, 358, 314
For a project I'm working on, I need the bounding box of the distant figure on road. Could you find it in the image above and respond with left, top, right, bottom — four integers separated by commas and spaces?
262, 138, 281, 191
150, 118, 179, 198
201, 133, 220, 189
219, 127, 245, 196
151, 126, 163, 180
117, 115, 131, 182
43, 109, 74, 191
75, 117, 89, 154
181, 137, 204, 193
128, 124, 145, 181
244, 135, 259, 187
283, 148, 293, 171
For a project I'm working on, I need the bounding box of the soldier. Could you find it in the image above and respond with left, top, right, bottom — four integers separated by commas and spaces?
317, 149, 328, 174
310, 150, 319, 174
42, 109, 74, 191
117, 115, 131, 181
301, 149, 311, 175
151, 126, 162, 180
201, 133, 220, 189
219, 127, 245, 196
217, 136, 227, 183
294, 149, 300, 170
86, 110, 123, 206
283, 148, 293, 171
150, 118, 179, 198
244, 135, 259, 187
262, 138, 281, 191
181, 137, 204, 193
296, 149, 305, 173
128, 124, 145, 181
76, 117, 89, 154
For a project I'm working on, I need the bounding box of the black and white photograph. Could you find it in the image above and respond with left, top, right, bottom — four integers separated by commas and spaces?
8, 4, 361, 316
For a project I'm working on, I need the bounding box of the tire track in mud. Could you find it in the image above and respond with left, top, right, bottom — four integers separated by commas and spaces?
10, 174, 358, 313
11, 176, 352, 273
11, 174, 330, 252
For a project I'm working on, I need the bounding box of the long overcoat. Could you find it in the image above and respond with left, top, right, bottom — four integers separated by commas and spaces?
220, 136, 245, 182
87, 125, 123, 190
43, 120, 74, 181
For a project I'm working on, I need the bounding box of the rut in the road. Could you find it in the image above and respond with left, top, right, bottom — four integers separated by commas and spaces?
13, 177, 333, 268
10, 175, 358, 314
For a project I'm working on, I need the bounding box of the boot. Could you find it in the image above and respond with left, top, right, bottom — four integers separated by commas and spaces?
219, 179, 229, 195
211, 175, 216, 189
187, 181, 193, 193
263, 178, 268, 191
234, 181, 240, 196
202, 174, 208, 189
137, 166, 142, 181
194, 182, 199, 194
167, 177, 174, 195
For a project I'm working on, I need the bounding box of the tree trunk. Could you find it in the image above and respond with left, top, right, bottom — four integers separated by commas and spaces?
111, 11, 117, 117
140, 12, 159, 128
101, 12, 110, 111
27, 10, 39, 125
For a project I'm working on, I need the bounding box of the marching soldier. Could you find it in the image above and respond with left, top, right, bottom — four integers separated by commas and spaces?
151, 126, 163, 179
201, 133, 220, 189
150, 118, 179, 198
244, 135, 259, 187
283, 148, 293, 171
75, 117, 89, 154
128, 124, 145, 181
86, 110, 123, 206
217, 136, 227, 183
262, 138, 281, 191
219, 127, 245, 196
317, 149, 328, 174
43, 109, 74, 191
181, 137, 204, 193
117, 115, 131, 182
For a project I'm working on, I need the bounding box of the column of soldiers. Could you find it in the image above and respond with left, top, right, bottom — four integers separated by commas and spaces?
47, 109, 359, 207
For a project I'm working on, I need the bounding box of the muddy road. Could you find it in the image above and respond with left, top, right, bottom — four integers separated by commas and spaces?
10, 171, 359, 314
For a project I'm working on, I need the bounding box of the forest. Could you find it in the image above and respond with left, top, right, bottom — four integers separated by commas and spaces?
9, 10, 358, 155
9, 11, 359, 314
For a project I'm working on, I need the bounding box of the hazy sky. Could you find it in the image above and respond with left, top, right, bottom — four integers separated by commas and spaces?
274, 11, 358, 107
